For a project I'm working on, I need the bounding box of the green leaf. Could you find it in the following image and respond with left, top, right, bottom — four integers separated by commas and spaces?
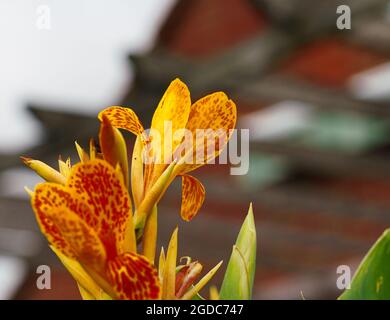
219, 203, 257, 300
339, 229, 390, 300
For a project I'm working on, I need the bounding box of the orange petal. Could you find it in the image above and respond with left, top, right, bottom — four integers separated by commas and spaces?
177, 92, 237, 174
32, 184, 106, 270
106, 252, 161, 300
98, 106, 144, 137
32, 183, 80, 259
180, 175, 205, 221
67, 159, 136, 254
49, 207, 107, 272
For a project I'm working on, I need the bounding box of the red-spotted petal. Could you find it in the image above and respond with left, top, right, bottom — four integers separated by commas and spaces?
98, 106, 144, 137
180, 175, 205, 221
106, 252, 161, 300
66, 159, 134, 255
177, 92, 236, 175
32, 184, 106, 270
48, 207, 107, 271
32, 183, 89, 259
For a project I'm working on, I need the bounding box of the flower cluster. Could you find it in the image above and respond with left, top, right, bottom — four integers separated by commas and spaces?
22, 79, 243, 300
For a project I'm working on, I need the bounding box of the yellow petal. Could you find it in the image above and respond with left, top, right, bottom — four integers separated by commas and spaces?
159, 247, 165, 282
98, 106, 144, 137
77, 284, 95, 300
180, 175, 205, 221
24, 186, 34, 197
75, 142, 90, 163
150, 78, 191, 163
162, 227, 178, 299
209, 285, 220, 300
145, 79, 191, 189
21, 157, 66, 185
58, 157, 71, 178
89, 139, 97, 160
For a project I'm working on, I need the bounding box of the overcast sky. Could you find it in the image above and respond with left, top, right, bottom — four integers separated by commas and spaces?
0, 0, 176, 153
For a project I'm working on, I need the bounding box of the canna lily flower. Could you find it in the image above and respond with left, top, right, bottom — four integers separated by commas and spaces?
22, 79, 256, 300
31, 159, 160, 300
98, 78, 237, 230
21, 79, 243, 300
25, 156, 222, 300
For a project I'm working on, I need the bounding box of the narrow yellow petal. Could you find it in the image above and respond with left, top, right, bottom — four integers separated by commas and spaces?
134, 160, 176, 230
81, 265, 118, 299
159, 247, 165, 282
114, 163, 125, 185
75, 142, 90, 163
21, 157, 66, 185
89, 138, 96, 160
162, 227, 178, 299
181, 261, 223, 300
131, 135, 144, 209
24, 186, 34, 197
209, 285, 220, 300
77, 284, 96, 300
78, 281, 112, 300
142, 205, 158, 264
58, 157, 71, 178
50, 246, 103, 299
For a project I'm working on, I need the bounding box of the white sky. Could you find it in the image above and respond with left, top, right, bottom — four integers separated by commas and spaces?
0, 0, 176, 153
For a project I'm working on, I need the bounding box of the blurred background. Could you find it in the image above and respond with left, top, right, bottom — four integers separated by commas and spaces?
1, 0, 390, 299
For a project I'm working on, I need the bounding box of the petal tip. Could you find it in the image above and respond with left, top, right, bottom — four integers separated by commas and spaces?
20, 156, 32, 165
